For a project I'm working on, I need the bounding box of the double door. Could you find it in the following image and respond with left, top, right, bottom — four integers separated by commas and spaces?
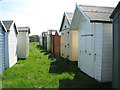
61, 29, 70, 59
79, 26, 95, 77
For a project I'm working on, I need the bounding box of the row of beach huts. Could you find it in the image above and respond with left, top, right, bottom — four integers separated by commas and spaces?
0, 20, 30, 73
39, 2, 120, 88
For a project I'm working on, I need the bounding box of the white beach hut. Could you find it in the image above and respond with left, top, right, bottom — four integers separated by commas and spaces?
71, 5, 114, 82
60, 12, 78, 61
3, 20, 18, 68
47, 30, 57, 51
17, 27, 30, 59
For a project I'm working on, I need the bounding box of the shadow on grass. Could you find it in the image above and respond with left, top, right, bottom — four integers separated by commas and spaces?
37, 45, 112, 88
37, 45, 50, 55
48, 54, 112, 88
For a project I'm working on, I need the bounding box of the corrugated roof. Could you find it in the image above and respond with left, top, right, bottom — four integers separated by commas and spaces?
2, 20, 13, 30
78, 5, 114, 22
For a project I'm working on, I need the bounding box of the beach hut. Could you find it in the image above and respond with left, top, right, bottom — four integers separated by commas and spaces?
47, 30, 56, 51
39, 35, 41, 45
71, 4, 114, 82
51, 31, 56, 53
42, 32, 47, 49
54, 31, 61, 56
3, 20, 18, 68
110, 1, 120, 88
39, 34, 42, 46
0, 21, 7, 73
17, 27, 30, 59
40, 35, 42, 46
60, 12, 78, 61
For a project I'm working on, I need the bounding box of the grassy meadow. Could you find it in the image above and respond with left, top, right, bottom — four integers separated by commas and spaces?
2, 42, 111, 88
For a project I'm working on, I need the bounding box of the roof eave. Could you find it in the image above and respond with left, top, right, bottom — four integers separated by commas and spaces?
65, 12, 72, 26
76, 4, 90, 22
59, 13, 65, 32
0, 21, 7, 32
90, 20, 112, 23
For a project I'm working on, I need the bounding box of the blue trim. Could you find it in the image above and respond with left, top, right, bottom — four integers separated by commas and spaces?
76, 4, 90, 22
59, 12, 71, 32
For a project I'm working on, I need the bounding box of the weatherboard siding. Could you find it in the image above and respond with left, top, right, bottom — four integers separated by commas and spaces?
61, 16, 70, 58
94, 23, 103, 81
0, 25, 5, 73
8, 25, 17, 67
101, 23, 112, 82
71, 31, 78, 61
17, 32, 27, 58
77, 11, 112, 82
62, 16, 70, 30
26, 33, 29, 57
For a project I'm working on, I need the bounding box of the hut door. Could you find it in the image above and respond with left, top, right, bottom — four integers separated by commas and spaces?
61, 31, 65, 58
64, 30, 68, 58
66, 29, 69, 59
86, 33, 94, 78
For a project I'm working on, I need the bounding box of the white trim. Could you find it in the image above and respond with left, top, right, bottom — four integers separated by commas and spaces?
65, 12, 71, 25
76, 4, 90, 23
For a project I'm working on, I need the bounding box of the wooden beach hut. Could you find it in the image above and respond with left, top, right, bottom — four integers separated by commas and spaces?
60, 12, 78, 61
17, 27, 30, 59
71, 4, 114, 82
54, 31, 61, 56
3, 20, 18, 68
47, 30, 56, 51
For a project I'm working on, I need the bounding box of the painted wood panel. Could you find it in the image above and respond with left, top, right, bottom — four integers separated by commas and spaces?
8, 25, 17, 67
17, 31, 29, 59
101, 24, 112, 82
54, 32, 61, 56
17, 32, 26, 58
0, 24, 5, 73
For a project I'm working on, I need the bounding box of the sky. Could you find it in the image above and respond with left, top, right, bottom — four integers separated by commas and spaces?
0, 0, 119, 36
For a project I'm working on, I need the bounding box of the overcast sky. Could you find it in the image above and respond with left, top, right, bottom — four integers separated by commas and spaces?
0, 0, 119, 36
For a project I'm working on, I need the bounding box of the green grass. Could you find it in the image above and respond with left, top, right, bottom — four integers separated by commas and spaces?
2, 42, 111, 88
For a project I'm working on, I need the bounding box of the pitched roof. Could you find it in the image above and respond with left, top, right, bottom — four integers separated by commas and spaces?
51, 31, 56, 35
55, 31, 61, 36
59, 12, 73, 32
0, 21, 7, 32
2, 20, 18, 34
17, 27, 30, 34
78, 5, 114, 23
48, 30, 57, 35
2, 20, 13, 30
65, 12, 73, 23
